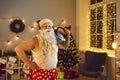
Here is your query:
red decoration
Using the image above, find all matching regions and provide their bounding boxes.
[65,25,71,31]
[63,70,79,79]
[68,58,71,62]
[0,63,4,76]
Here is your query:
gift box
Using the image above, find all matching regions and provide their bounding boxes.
[58,71,64,79]
[64,70,79,79]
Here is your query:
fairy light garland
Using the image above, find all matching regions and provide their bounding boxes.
[0,16,35,45]
[89,0,116,53]
[0,17,67,46]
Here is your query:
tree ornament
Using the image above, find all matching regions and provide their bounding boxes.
[64,25,71,31]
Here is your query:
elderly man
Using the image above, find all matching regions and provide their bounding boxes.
[15,18,70,80]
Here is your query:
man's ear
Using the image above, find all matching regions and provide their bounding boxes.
[52,26,57,30]
[37,20,41,30]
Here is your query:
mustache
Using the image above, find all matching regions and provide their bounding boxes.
[44,28,54,32]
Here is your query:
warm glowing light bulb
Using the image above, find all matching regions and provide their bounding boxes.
[62,20,66,24]
[16,36,19,39]
[7,40,11,45]
[31,27,34,30]
[10,18,13,21]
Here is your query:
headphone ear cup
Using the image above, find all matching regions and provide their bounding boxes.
[54,27,66,44]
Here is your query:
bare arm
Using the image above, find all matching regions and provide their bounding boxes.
[15,37,39,70]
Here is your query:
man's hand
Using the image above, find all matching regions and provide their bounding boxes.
[29,62,39,70]
[64,28,70,36]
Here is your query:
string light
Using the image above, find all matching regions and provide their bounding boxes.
[0,16,36,46]
[15,35,19,40]
[7,40,11,45]
[61,19,66,24]
[9,18,13,21]
[0,16,68,46]
[87,2,117,56]
[89,2,116,51]
[31,27,35,30]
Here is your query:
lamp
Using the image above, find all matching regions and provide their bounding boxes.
[112,42,117,49]
[112,42,120,80]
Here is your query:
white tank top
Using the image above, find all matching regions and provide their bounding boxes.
[32,36,58,70]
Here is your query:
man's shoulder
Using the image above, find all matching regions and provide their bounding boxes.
[32,36,38,41]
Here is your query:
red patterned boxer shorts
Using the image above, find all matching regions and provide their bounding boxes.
[28,68,58,80]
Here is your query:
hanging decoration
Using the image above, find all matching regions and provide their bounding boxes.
[90,6,103,48]
[9,19,25,33]
[64,25,71,31]
[106,3,116,49]
[6,57,17,74]
[22,63,29,74]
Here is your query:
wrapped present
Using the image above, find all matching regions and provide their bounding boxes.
[64,70,79,79]
[58,71,64,79]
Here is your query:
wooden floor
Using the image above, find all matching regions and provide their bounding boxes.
[58,75,107,80]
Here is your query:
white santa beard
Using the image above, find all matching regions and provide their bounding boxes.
[44,29,57,44]
[39,29,57,55]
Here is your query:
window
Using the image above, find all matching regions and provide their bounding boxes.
[106,3,116,49]
[90,0,103,5]
[90,6,103,48]
[89,1,116,50]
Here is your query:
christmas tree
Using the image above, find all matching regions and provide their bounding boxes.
[57,33,80,71]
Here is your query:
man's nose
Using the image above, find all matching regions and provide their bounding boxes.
[46,25,52,29]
